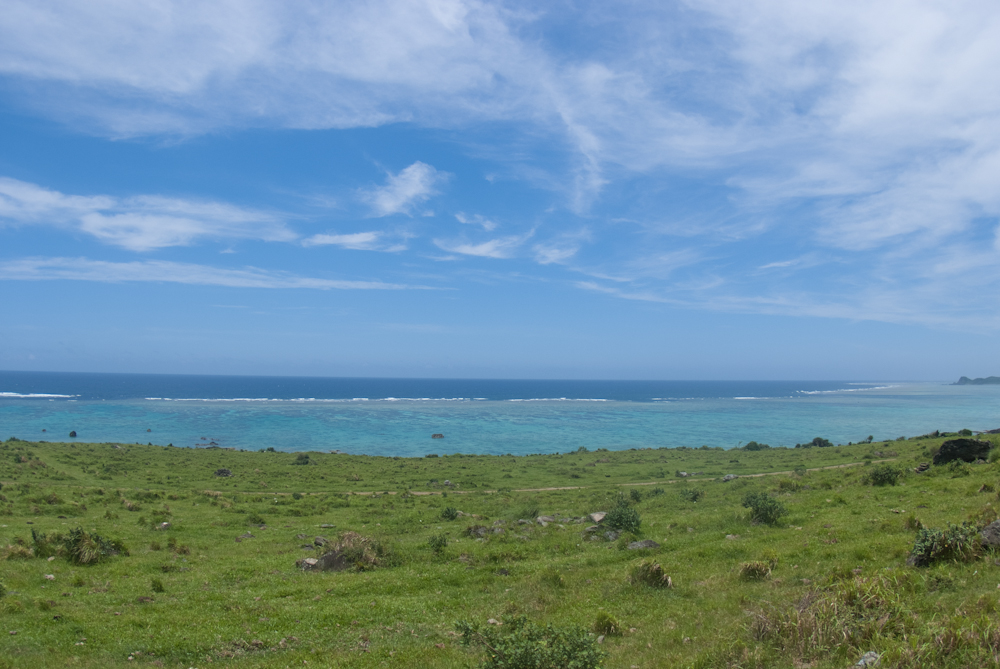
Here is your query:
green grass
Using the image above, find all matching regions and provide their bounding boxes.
[0,434,999,667]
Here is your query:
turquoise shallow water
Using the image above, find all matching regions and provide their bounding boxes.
[1,373,998,455]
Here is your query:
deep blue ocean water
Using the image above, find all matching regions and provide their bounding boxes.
[1,371,998,456]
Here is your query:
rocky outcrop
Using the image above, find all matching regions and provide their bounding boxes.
[933,439,991,465]
[981,520,1000,549]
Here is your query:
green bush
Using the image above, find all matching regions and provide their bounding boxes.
[441,506,459,521]
[246,511,265,525]
[743,441,770,451]
[862,464,902,486]
[151,578,165,593]
[741,491,787,526]
[457,616,604,669]
[678,488,705,503]
[604,502,642,534]
[428,533,448,554]
[908,523,981,567]
[629,488,643,503]
[64,528,128,565]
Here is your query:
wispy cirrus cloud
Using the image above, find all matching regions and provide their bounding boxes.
[0,177,294,251]
[301,230,408,252]
[0,256,423,290]
[360,162,448,217]
[433,232,531,259]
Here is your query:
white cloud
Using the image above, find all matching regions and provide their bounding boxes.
[455,212,497,231]
[0,177,294,251]
[361,162,447,217]
[0,257,421,290]
[302,231,385,250]
[433,233,529,259]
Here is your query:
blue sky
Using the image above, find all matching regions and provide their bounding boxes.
[1,0,999,380]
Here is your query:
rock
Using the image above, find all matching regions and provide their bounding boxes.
[443,480,453,487]
[320,524,335,528]
[537,516,555,524]
[725,534,740,540]
[627,540,660,550]
[44,574,55,580]
[296,534,307,539]
[604,530,621,541]
[855,651,880,667]
[495,568,509,576]
[157,522,170,531]
[517,519,531,525]
[589,512,607,523]
[431,433,444,439]
[537,521,548,528]
[722,474,738,482]
[584,525,600,533]
[239,532,255,539]
[314,536,328,546]
[68,431,77,438]
[214,468,232,477]
[982,520,1000,549]
[296,557,319,569]
[914,462,930,473]
[933,439,991,465]
[487,618,501,625]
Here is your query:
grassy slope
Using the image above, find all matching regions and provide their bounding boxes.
[1,435,999,668]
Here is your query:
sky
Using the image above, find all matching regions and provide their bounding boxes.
[1,0,999,380]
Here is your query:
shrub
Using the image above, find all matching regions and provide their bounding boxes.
[64,528,128,565]
[293,453,311,465]
[151,578,165,593]
[540,568,565,588]
[678,488,705,503]
[862,464,902,486]
[810,437,834,448]
[592,611,624,636]
[739,560,772,581]
[629,560,673,588]
[292,492,303,500]
[0,582,5,598]
[649,487,665,497]
[742,491,787,526]
[31,529,62,559]
[246,512,265,525]
[441,506,459,521]
[604,502,642,534]
[456,616,604,669]
[428,533,448,554]
[908,523,981,567]
[744,441,770,451]
[776,478,802,493]
[629,488,643,503]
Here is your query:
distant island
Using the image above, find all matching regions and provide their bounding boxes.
[955,376,1000,385]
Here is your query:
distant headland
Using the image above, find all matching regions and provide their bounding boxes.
[955,376,1000,385]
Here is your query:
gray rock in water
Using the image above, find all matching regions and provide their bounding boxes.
[855,651,880,666]
[933,438,991,465]
[722,474,738,482]
[627,540,660,550]
[982,520,1000,548]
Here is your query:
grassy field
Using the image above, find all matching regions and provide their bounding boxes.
[2,433,1000,668]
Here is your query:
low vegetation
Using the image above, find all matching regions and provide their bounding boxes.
[0,433,999,667]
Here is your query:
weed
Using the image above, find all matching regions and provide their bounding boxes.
[456,615,604,669]
[604,501,642,534]
[428,533,448,555]
[151,578,165,593]
[741,491,787,526]
[862,464,903,486]
[629,488,643,503]
[246,511,265,525]
[739,560,772,581]
[908,523,981,567]
[441,506,459,521]
[540,567,565,588]
[149,541,161,551]
[628,560,673,588]
[678,488,705,503]
[592,611,624,636]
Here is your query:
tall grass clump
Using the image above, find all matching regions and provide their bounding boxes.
[457,616,604,669]
[628,560,673,588]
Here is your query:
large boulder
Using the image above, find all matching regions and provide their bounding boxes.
[933,439,991,465]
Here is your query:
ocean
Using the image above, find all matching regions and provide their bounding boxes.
[1,371,998,456]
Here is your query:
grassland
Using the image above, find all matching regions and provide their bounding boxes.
[2,433,1000,668]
